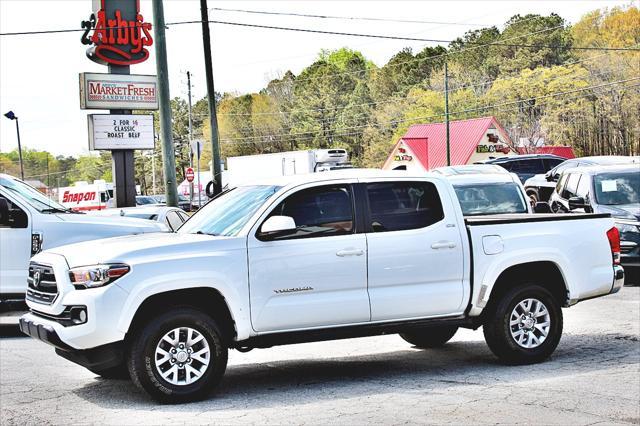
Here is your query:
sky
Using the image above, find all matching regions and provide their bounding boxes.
[0,0,635,157]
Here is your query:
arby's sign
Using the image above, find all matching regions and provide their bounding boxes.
[81,0,153,66]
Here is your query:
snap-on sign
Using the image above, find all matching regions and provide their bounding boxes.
[62,191,97,204]
[81,0,153,66]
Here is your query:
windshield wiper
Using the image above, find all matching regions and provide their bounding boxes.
[195,231,221,236]
[41,207,83,214]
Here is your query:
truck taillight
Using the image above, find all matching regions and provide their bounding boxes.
[606,227,621,265]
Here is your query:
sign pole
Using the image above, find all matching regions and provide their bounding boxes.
[152,0,178,207]
[108,64,137,207]
[187,71,194,209]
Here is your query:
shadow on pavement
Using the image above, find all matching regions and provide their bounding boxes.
[72,331,640,410]
[0,324,26,338]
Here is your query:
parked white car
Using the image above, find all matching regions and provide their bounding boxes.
[89,206,189,232]
[0,174,165,310]
[20,169,624,403]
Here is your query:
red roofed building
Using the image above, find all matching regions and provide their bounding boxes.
[517,145,575,159]
[383,116,515,171]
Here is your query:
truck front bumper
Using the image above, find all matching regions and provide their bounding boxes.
[19,315,124,372]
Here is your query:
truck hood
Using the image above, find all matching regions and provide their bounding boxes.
[47,232,243,268]
[54,212,166,231]
[596,204,640,222]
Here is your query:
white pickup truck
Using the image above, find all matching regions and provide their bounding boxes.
[0,174,165,310]
[20,170,624,403]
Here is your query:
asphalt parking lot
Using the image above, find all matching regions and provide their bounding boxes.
[1,287,639,425]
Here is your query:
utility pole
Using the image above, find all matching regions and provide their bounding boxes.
[444,60,451,166]
[186,71,194,208]
[152,0,178,207]
[200,0,222,196]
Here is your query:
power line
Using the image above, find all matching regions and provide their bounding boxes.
[221,82,640,146]
[2,18,636,54]
[210,7,490,27]
[217,77,640,142]
[165,19,639,52]
[199,48,634,119]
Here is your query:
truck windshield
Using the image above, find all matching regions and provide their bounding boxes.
[0,175,70,213]
[454,183,528,216]
[594,172,639,206]
[178,185,281,237]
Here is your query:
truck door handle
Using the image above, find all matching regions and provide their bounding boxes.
[336,248,364,257]
[431,241,456,250]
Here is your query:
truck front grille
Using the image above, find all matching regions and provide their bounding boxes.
[26,263,58,305]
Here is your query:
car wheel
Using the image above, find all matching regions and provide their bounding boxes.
[400,326,458,348]
[483,284,562,365]
[127,307,228,403]
[527,190,539,206]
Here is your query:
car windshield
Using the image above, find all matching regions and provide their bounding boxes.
[0,175,70,213]
[454,183,528,216]
[178,185,280,237]
[137,196,156,205]
[594,172,640,206]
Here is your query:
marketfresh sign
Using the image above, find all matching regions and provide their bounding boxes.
[79,73,158,110]
[88,114,155,150]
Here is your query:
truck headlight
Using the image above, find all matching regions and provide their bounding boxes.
[69,264,130,289]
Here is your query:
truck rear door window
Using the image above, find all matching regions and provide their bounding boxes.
[366,182,444,232]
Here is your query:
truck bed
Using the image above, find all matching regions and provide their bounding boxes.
[465,213,610,226]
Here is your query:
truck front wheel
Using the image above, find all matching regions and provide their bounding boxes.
[400,326,458,348]
[483,284,563,365]
[127,307,228,403]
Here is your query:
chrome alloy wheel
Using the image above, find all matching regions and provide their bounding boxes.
[154,327,210,386]
[509,298,551,349]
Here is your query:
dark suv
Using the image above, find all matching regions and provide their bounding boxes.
[549,164,640,285]
[475,154,566,184]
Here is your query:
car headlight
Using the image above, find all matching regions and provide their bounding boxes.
[69,264,130,289]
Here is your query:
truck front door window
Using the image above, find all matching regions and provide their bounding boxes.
[264,185,354,240]
[366,182,444,232]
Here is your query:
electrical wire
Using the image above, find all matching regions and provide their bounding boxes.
[210,7,490,26]
[221,82,640,145]
[217,77,640,143]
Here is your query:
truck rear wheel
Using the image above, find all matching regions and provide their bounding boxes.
[400,326,458,348]
[483,284,562,365]
[127,307,228,403]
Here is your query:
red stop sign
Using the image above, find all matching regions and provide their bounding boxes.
[185,167,195,183]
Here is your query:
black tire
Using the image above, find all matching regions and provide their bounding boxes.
[90,363,130,380]
[527,190,539,206]
[400,326,458,348]
[127,307,228,403]
[483,284,563,365]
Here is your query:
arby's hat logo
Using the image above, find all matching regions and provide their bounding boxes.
[81,0,153,66]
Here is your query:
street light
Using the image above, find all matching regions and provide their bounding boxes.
[4,110,24,180]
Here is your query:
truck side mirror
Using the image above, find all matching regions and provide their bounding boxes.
[0,198,9,226]
[568,196,588,210]
[545,172,557,182]
[533,202,552,214]
[258,216,297,240]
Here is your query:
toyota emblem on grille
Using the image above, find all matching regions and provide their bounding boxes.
[32,270,41,288]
